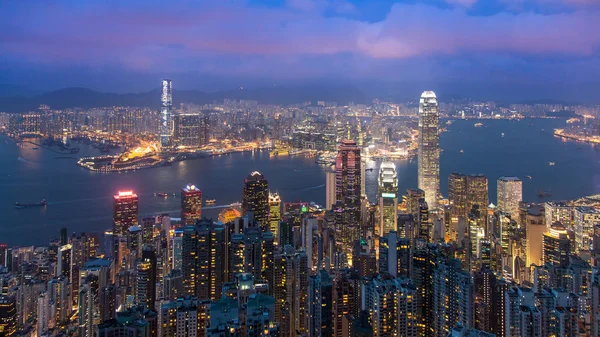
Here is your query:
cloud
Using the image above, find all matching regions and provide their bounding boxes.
[444,0,479,7]
[0,0,599,77]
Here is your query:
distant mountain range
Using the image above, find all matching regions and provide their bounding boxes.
[0,84,369,112]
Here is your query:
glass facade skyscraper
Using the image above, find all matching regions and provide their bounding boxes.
[160,79,173,148]
[418,91,440,209]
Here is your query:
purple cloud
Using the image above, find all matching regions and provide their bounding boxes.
[0,0,599,74]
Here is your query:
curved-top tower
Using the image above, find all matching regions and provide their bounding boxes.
[418,91,440,209]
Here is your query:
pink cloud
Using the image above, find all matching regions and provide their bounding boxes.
[1,1,599,72]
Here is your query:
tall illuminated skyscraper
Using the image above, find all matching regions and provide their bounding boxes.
[160,79,173,148]
[269,192,281,240]
[242,171,270,230]
[378,161,398,236]
[497,177,522,220]
[418,91,440,209]
[335,140,362,250]
[448,173,488,224]
[325,170,336,210]
[181,184,202,226]
[113,191,139,237]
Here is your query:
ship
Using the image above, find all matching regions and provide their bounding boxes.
[501,133,505,137]
[460,149,464,154]
[537,189,552,198]
[205,199,216,205]
[474,123,483,127]
[230,202,242,208]
[156,192,169,198]
[549,162,555,166]
[15,199,47,208]
[524,175,532,179]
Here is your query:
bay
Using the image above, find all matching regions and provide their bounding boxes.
[1,118,599,246]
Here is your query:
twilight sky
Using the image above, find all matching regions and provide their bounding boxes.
[1,0,600,101]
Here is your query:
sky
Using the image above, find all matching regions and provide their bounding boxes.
[1,0,600,101]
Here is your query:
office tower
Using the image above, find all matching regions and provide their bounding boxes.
[406,188,425,221]
[378,161,398,236]
[141,217,155,246]
[466,175,488,224]
[127,226,143,258]
[173,113,202,147]
[242,171,270,230]
[273,248,309,336]
[524,204,545,267]
[57,243,72,280]
[352,241,376,278]
[418,91,440,209]
[468,205,486,272]
[432,259,473,337]
[160,79,173,148]
[448,173,488,224]
[326,170,336,210]
[136,249,156,310]
[333,273,358,337]
[113,191,139,238]
[0,296,16,336]
[60,227,68,245]
[269,192,281,240]
[574,206,600,253]
[335,140,362,250]
[181,220,226,301]
[448,172,468,220]
[378,231,410,278]
[543,223,571,267]
[171,228,183,271]
[497,177,522,220]
[397,214,415,240]
[417,198,432,242]
[308,269,333,337]
[544,201,572,229]
[162,270,183,301]
[157,297,210,337]
[363,277,418,337]
[181,184,202,226]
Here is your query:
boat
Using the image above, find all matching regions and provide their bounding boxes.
[474,123,483,128]
[537,189,552,198]
[524,175,532,179]
[446,120,453,125]
[156,192,169,198]
[230,202,242,208]
[206,199,216,205]
[501,133,505,137]
[15,199,47,208]
[460,149,464,154]
[549,162,555,166]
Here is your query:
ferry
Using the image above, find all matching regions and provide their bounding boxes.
[524,175,532,179]
[206,199,216,205]
[156,192,169,198]
[501,133,505,137]
[474,123,483,128]
[15,199,47,208]
[460,149,464,154]
[549,162,555,166]
[230,202,242,208]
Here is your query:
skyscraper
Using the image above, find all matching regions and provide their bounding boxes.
[269,192,282,240]
[378,161,398,236]
[0,296,16,336]
[335,140,362,251]
[326,170,336,210]
[173,113,202,148]
[448,173,488,224]
[418,91,440,209]
[181,184,202,226]
[543,223,571,267]
[160,79,173,148]
[242,171,270,231]
[136,248,157,310]
[113,191,139,237]
[497,177,522,220]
